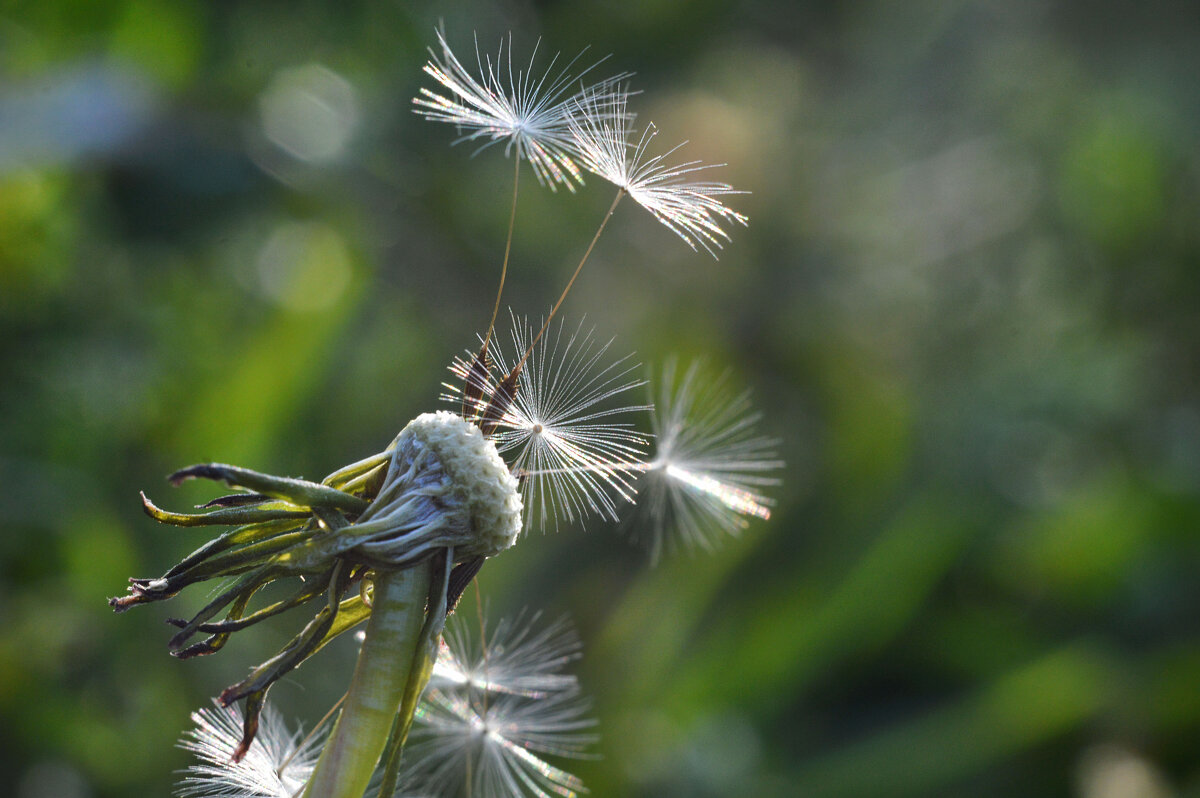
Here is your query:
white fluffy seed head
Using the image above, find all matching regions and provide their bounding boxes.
[397,411,523,558]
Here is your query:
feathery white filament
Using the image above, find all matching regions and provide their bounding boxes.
[568,89,748,256]
[661,463,773,520]
[630,359,782,561]
[444,314,649,531]
[414,30,630,192]
[177,704,319,798]
[432,610,582,698]
[407,689,597,798]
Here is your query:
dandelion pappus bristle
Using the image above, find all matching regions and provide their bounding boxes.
[462,341,494,421]
[432,609,582,699]
[177,703,320,798]
[406,688,596,798]
[567,89,749,256]
[480,366,521,437]
[389,608,597,798]
[414,29,631,192]
[445,313,649,532]
[661,462,774,520]
[627,358,782,561]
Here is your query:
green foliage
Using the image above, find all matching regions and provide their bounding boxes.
[2,1,1199,796]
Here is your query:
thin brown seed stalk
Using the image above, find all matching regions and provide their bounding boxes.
[517,187,625,372]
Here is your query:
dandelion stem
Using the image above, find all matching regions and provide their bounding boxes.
[377,549,453,797]
[300,565,432,798]
[485,155,521,349]
[517,187,625,372]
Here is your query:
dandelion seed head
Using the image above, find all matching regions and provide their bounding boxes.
[628,359,782,561]
[177,703,319,798]
[568,89,749,256]
[414,29,630,192]
[444,313,649,532]
[346,411,523,569]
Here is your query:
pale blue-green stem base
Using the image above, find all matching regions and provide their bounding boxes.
[301,564,432,798]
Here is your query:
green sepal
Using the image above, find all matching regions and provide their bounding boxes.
[170,463,370,515]
[322,449,392,498]
[218,560,354,707]
[163,517,311,580]
[167,564,281,654]
[169,572,264,658]
[172,568,337,637]
[232,690,268,763]
[141,491,309,528]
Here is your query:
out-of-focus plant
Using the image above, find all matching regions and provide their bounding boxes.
[109,29,777,798]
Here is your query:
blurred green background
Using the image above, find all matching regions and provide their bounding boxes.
[3,1,1199,796]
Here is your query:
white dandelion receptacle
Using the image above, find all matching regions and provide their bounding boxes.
[350,411,523,566]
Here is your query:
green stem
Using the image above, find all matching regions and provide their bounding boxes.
[301,565,432,798]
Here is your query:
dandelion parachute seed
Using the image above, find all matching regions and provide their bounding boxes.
[568,89,749,256]
[414,29,631,192]
[432,609,582,699]
[445,314,649,531]
[414,29,634,427]
[406,687,597,798]
[629,359,782,560]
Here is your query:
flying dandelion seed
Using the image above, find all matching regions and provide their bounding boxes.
[432,609,582,699]
[406,688,597,798]
[628,359,782,561]
[567,89,748,256]
[178,703,321,798]
[414,29,631,192]
[444,313,649,531]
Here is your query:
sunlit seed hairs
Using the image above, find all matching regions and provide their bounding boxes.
[406,688,597,798]
[178,703,320,798]
[628,359,782,561]
[567,88,749,256]
[444,313,649,532]
[414,29,631,192]
[432,609,582,699]
[403,610,597,797]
